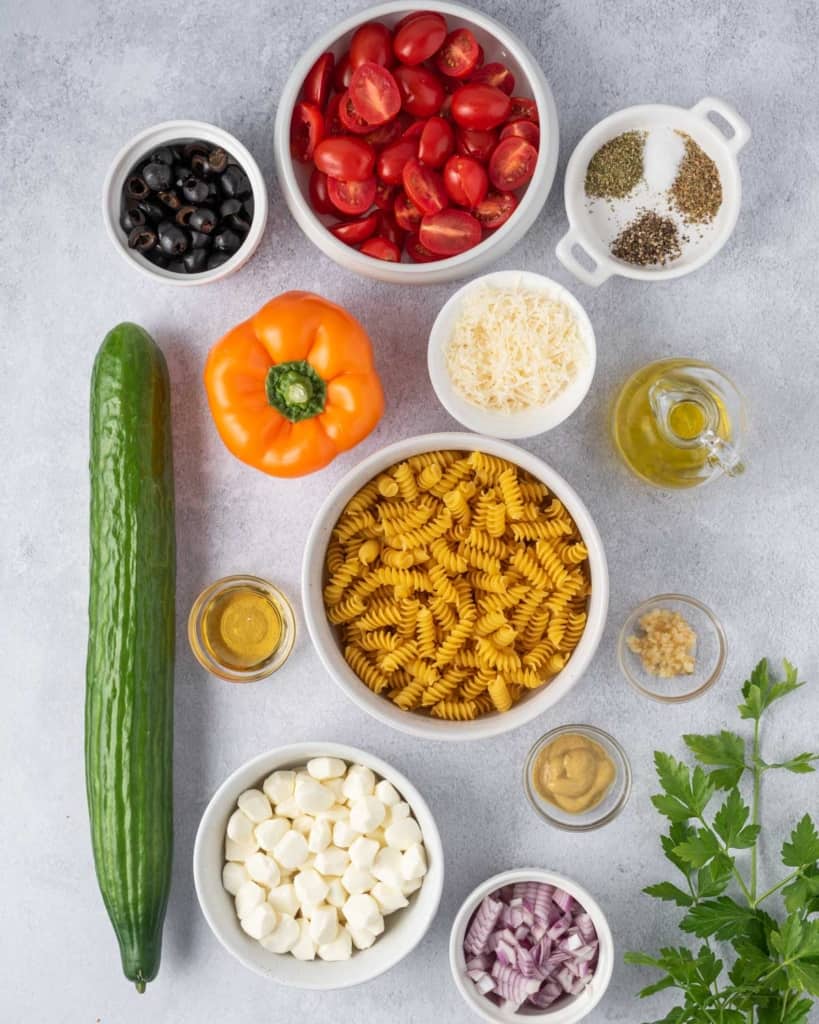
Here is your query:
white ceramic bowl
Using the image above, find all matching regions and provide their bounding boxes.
[102,119,268,285]
[449,869,614,1023]
[301,432,608,741]
[427,271,596,438]
[273,0,559,284]
[193,742,444,989]
[556,97,750,286]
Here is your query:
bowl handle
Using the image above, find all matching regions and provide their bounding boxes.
[555,229,611,287]
[690,97,751,156]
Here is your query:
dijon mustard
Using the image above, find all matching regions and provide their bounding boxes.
[532,732,616,814]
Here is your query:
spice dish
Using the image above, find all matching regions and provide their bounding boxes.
[556,97,749,286]
[618,593,726,702]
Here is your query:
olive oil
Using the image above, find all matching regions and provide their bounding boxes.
[612,358,745,488]
[201,585,283,671]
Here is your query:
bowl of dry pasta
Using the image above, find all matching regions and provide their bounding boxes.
[302,433,608,741]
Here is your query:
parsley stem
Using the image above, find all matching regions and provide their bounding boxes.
[752,868,800,907]
[750,716,761,902]
[695,813,753,903]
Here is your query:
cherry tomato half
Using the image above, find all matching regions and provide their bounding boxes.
[308,169,335,214]
[324,94,345,136]
[405,232,438,262]
[455,127,498,161]
[443,154,488,208]
[330,211,379,244]
[419,208,482,256]
[374,209,405,247]
[392,11,447,66]
[418,116,454,168]
[313,136,375,180]
[374,181,397,210]
[508,96,539,124]
[303,52,335,109]
[435,27,480,78]
[501,119,540,147]
[363,114,408,148]
[394,190,423,231]
[361,236,401,261]
[376,137,418,185]
[402,157,448,215]
[470,61,515,95]
[339,90,373,134]
[327,175,377,215]
[350,21,394,68]
[393,65,445,118]
[290,101,324,162]
[349,62,402,126]
[451,83,512,130]
[473,190,518,229]
[488,137,538,191]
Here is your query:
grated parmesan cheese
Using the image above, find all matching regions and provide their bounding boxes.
[444,284,588,413]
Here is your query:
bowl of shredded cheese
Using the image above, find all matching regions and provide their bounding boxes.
[427,271,596,439]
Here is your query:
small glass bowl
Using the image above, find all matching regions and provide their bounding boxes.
[524,724,632,831]
[188,574,296,683]
[618,593,726,702]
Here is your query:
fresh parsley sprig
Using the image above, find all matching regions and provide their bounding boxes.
[625,660,819,1024]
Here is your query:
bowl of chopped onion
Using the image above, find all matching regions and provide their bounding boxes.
[449,868,614,1022]
[427,271,596,439]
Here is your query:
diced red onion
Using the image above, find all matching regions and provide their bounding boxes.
[464,895,504,955]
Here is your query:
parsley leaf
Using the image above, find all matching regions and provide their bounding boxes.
[781,814,819,868]
[673,827,721,868]
[783,868,819,915]
[776,751,819,774]
[679,896,753,940]
[712,788,761,849]
[697,854,734,898]
[643,882,693,907]
[683,730,746,789]
[740,659,803,720]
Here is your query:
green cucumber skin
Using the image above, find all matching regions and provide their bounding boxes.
[86,323,175,991]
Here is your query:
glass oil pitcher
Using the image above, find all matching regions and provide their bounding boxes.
[612,359,746,489]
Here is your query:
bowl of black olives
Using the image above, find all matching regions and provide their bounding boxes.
[103,119,268,284]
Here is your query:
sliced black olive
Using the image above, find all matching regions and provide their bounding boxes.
[128,226,157,251]
[148,146,175,165]
[175,205,197,226]
[206,180,220,202]
[182,177,210,204]
[191,153,211,177]
[167,259,187,273]
[142,161,174,190]
[189,230,212,249]
[243,197,254,220]
[207,251,232,270]
[183,141,209,160]
[173,163,192,186]
[138,199,166,224]
[183,248,209,273]
[121,206,147,232]
[126,175,150,199]
[208,147,228,173]
[189,207,218,233]
[158,189,181,210]
[212,228,242,253]
[146,251,170,268]
[219,198,242,217]
[220,164,251,198]
[226,213,251,233]
[157,220,189,256]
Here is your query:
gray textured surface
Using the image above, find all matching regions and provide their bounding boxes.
[2,0,818,1021]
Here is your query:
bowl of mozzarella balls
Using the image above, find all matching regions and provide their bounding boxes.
[193,742,443,988]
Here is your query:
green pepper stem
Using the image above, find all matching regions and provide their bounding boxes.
[265,360,327,423]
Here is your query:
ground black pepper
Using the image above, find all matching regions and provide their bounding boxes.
[610,210,682,265]
[585,131,646,200]
[669,133,722,223]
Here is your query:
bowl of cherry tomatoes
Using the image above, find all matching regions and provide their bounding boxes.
[274,1,559,283]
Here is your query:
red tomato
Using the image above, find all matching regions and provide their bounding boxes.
[474,43,485,68]
[488,137,538,191]
[501,119,540,147]
[333,52,353,92]
[324,94,345,136]
[392,10,426,33]
[435,27,480,78]
[361,236,401,261]
[308,169,335,214]
[349,62,401,125]
[290,101,324,162]
[402,119,425,139]
[327,175,377,215]
[374,209,405,246]
[339,90,373,133]
[313,137,376,180]
[419,209,482,256]
[508,96,539,124]
[455,126,498,161]
[376,138,418,185]
[363,115,408,148]
[392,11,447,65]
[303,52,335,109]
[405,232,438,262]
[418,116,454,168]
[374,181,397,210]
[473,190,518,229]
[394,190,423,231]
[402,157,448,215]
[349,22,394,68]
[470,62,515,95]
[329,211,379,244]
[393,65,445,117]
[442,154,488,208]
[451,83,512,130]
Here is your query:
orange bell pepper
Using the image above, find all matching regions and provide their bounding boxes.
[204,291,385,478]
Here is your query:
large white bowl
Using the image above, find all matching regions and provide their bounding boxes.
[449,869,614,1023]
[302,433,609,741]
[427,271,596,438]
[273,0,559,284]
[193,742,444,989]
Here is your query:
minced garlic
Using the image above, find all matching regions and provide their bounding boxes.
[627,608,696,677]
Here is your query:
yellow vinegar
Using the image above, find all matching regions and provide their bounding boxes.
[612,359,737,489]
